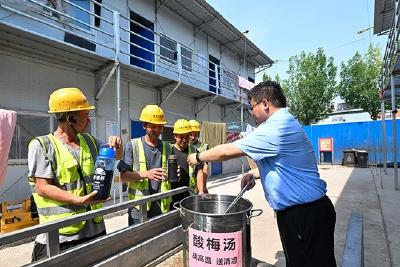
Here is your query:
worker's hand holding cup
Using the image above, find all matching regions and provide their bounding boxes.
[240,172,256,191]
[187,153,198,167]
[147,168,166,181]
[107,135,123,160]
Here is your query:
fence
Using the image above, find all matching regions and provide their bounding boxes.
[304,120,400,165]
[0,0,246,102]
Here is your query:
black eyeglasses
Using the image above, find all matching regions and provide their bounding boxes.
[248,101,262,113]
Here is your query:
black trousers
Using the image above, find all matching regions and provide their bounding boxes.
[31,230,106,262]
[276,196,336,267]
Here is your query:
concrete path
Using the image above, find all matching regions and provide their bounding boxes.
[1,165,399,267]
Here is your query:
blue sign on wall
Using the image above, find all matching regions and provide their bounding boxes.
[131,120,146,138]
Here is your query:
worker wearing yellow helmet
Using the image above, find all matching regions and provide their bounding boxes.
[188,119,209,193]
[170,119,206,204]
[118,105,174,225]
[28,88,122,261]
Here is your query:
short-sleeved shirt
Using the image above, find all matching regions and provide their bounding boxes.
[234,108,327,211]
[117,136,165,194]
[117,137,169,218]
[28,135,106,244]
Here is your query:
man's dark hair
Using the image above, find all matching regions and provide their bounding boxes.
[247,80,287,108]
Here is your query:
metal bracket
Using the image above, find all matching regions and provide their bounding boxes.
[194,18,215,36]
[139,203,148,223]
[195,95,218,116]
[221,37,242,51]
[95,61,119,100]
[46,229,60,257]
[159,81,181,107]
[156,0,170,11]
[223,103,242,118]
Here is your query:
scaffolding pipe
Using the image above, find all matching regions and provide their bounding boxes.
[381,100,388,174]
[113,11,123,202]
[391,75,398,190]
[241,90,244,175]
[160,43,182,107]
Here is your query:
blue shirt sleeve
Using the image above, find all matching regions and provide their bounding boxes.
[233,123,279,161]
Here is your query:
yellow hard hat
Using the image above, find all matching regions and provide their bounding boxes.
[173,119,192,134]
[48,87,95,113]
[140,105,167,125]
[189,120,200,132]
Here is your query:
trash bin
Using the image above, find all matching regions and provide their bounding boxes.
[343,150,356,166]
[355,150,368,168]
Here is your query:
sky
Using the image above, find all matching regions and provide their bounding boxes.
[206,0,387,83]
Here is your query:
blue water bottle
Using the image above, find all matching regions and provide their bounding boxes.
[91,146,115,200]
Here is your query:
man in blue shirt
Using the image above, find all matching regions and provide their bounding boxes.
[187,81,336,267]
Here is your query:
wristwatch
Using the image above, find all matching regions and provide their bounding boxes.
[196,152,202,163]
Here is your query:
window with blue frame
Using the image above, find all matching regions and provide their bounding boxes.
[160,35,177,64]
[69,0,91,31]
[181,46,192,72]
[130,11,155,71]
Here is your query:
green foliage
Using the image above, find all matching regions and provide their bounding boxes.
[283,48,337,125]
[262,73,272,82]
[262,73,281,84]
[338,44,382,120]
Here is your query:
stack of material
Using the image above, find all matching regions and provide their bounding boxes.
[1,198,39,233]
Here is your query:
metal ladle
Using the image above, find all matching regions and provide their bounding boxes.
[224,175,256,214]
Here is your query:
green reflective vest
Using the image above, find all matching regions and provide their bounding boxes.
[127,138,172,213]
[29,133,103,236]
[187,144,198,194]
[198,142,209,152]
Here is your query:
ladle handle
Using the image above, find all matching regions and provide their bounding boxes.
[224,175,256,214]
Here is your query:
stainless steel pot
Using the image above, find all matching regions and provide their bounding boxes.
[174,194,263,267]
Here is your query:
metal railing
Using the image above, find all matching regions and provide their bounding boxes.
[0,0,247,102]
[0,187,191,258]
[380,0,400,93]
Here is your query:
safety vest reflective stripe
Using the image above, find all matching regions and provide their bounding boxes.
[127,187,149,196]
[188,145,198,193]
[30,133,103,236]
[199,143,209,152]
[37,204,87,216]
[127,138,171,213]
[57,177,86,191]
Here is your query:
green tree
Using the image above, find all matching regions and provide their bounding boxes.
[262,73,272,81]
[262,73,282,84]
[338,44,382,120]
[283,48,337,125]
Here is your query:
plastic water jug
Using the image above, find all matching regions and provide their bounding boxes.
[91,146,115,200]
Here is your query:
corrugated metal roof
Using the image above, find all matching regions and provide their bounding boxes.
[374,0,394,35]
[161,0,274,68]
